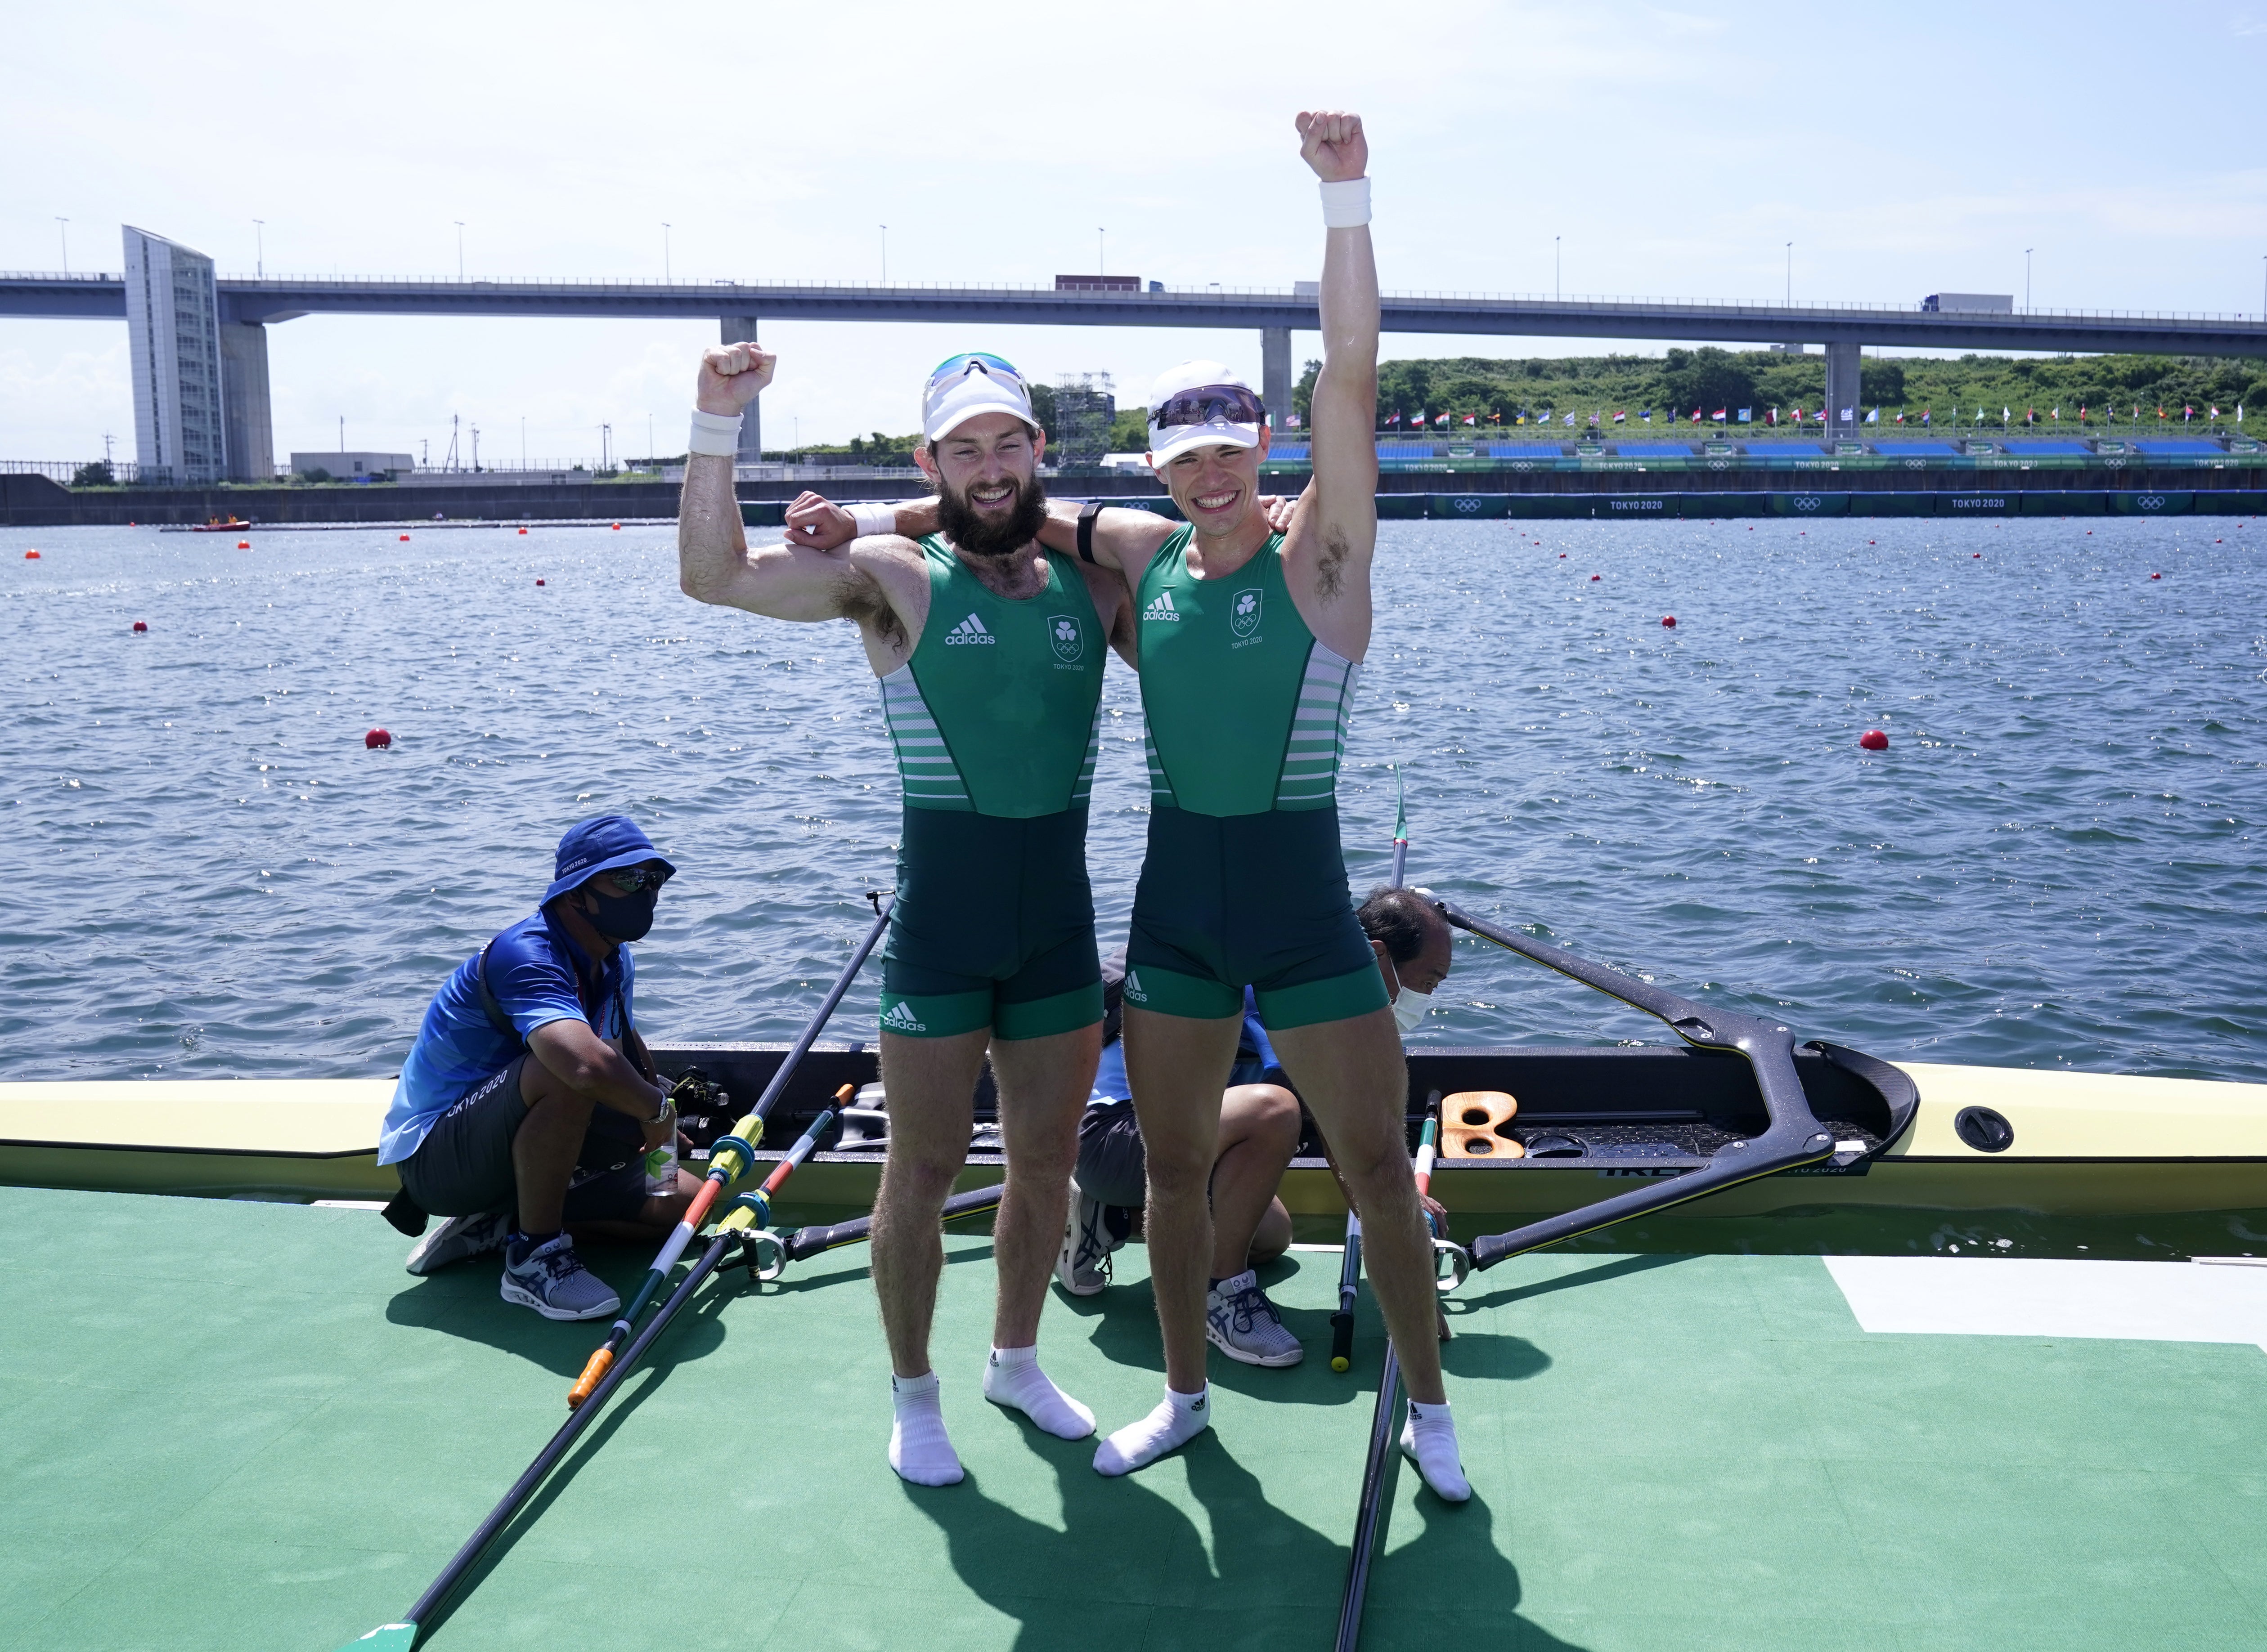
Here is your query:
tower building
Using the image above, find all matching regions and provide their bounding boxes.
[123,226,227,482]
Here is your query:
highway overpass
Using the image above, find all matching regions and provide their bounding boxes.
[8,264,2264,476]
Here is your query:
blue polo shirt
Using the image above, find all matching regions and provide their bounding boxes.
[378,910,636,1165]
[1090,987,1277,1104]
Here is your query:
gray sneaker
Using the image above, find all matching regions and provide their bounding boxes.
[404,1209,512,1276]
[1206,1269,1304,1367]
[499,1234,621,1321]
[1055,1185,1117,1297]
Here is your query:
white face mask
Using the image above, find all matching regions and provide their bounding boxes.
[1390,985,1433,1034]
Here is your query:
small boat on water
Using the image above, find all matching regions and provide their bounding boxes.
[7,1042,2262,1222]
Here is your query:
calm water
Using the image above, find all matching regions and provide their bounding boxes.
[2,514,2261,1084]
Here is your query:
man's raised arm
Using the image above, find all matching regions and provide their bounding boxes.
[1293,109,1380,580]
[677,345,873,621]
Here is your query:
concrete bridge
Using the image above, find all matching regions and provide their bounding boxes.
[8,267,2263,476]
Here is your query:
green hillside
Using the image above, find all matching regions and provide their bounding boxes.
[1293,349,2265,437]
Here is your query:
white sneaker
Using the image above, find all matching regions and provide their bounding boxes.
[404,1209,512,1276]
[1205,1269,1304,1367]
[499,1233,620,1321]
[1055,1186,1117,1297]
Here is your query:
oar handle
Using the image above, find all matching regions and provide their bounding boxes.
[566,1347,615,1410]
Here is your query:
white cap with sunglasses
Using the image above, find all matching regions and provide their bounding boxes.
[1145,361,1268,466]
[922,352,1040,445]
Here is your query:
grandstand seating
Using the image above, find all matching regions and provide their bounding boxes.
[1872,442,1959,456]
[1267,444,1311,461]
[2001,441,2091,456]
[1613,443,1697,457]
[2136,441,2227,456]
[1486,443,1560,458]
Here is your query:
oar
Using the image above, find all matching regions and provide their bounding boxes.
[1389,762,1408,889]
[1328,1213,1365,1372]
[567,1081,854,1407]
[338,899,892,1652]
[768,1181,1005,1270]
[1334,1090,1443,1652]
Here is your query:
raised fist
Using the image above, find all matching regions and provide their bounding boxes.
[696,342,775,415]
[1295,110,1367,183]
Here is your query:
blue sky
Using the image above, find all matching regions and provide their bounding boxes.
[4,2,2263,464]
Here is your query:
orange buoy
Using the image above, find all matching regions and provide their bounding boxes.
[1661,616,1676,627]
[132,620,148,633]
[1859,729,1889,752]
[364,728,392,749]
[23,550,38,560]
[237,539,250,549]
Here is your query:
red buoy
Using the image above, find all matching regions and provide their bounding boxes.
[399,533,410,542]
[237,539,250,548]
[1858,729,1889,752]
[1661,616,1677,627]
[611,523,621,531]
[1590,573,1601,581]
[518,527,528,535]
[2150,572,2161,580]
[535,578,546,586]
[1558,553,1567,558]
[22,550,38,560]
[364,728,392,749]
[131,620,148,633]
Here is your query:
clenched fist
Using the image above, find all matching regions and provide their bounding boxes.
[1295,109,1366,183]
[696,342,775,416]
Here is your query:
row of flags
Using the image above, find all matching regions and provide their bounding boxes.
[1367,403,2247,430]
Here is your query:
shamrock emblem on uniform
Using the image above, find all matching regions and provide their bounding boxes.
[1049,613,1085,663]
[1230,587,1264,640]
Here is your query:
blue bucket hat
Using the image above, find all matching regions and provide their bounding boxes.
[543,815,676,904]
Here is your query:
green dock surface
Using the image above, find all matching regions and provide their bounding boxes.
[9,1184,2267,1651]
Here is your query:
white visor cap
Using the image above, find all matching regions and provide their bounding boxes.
[1146,358,1265,466]
[923,363,1039,446]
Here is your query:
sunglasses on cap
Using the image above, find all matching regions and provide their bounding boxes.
[1149,384,1266,430]
[599,864,672,894]
[926,352,1028,391]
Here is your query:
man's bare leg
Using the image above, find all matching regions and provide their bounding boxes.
[979,1021,1102,1438]
[871,1026,989,1486]
[1271,1006,1470,1500]
[1093,1006,1243,1476]
[1209,1083,1302,1277]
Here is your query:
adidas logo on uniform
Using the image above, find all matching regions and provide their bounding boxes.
[880,1001,929,1031]
[1143,591,1180,622]
[1123,970,1149,1003]
[943,613,996,645]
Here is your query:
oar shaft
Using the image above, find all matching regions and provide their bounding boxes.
[1334,1343,1402,1652]
[783,1182,1004,1262]
[1329,1214,1363,1373]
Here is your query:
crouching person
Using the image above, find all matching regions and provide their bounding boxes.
[378,815,700,1320]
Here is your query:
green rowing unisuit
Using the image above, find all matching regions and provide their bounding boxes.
[1125,526,1387,1029]
[881,535,1104,815]
[875,537,1106,1042]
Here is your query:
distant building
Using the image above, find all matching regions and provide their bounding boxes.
[1049,373,1116,467]
[1768,342,1809,354]
[290,452,413,480]
[124,226,227,483]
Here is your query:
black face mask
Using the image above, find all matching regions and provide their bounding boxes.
[585,884,658,943]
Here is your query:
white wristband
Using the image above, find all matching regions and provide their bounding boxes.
[688,407,743,457]
[1319,177,1371,228]
[848,502,897,538]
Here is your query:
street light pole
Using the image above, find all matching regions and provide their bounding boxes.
[879,225,888,285]
[2025,248,2034,310]
[1554,235,1560,300]
[454,222,465,282]
[1785,242,1792,304]
[55,217,68,275]
[253,219,265,278]
[1098,227,1106,276]
[662,223,671,281]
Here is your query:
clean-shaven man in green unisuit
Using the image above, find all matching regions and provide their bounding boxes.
[813,110,1471,1502]
[677,345,1132,1487]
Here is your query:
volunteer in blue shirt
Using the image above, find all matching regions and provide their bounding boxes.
[377,815,699,1321]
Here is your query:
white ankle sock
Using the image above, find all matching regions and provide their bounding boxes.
[1093,1384,1210,1476]
[983,1345,1095,1439]
[1400,1397,1471,1502]
[889,1371,964,1487]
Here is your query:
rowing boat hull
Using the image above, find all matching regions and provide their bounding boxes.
[4,1049,2263,1220]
